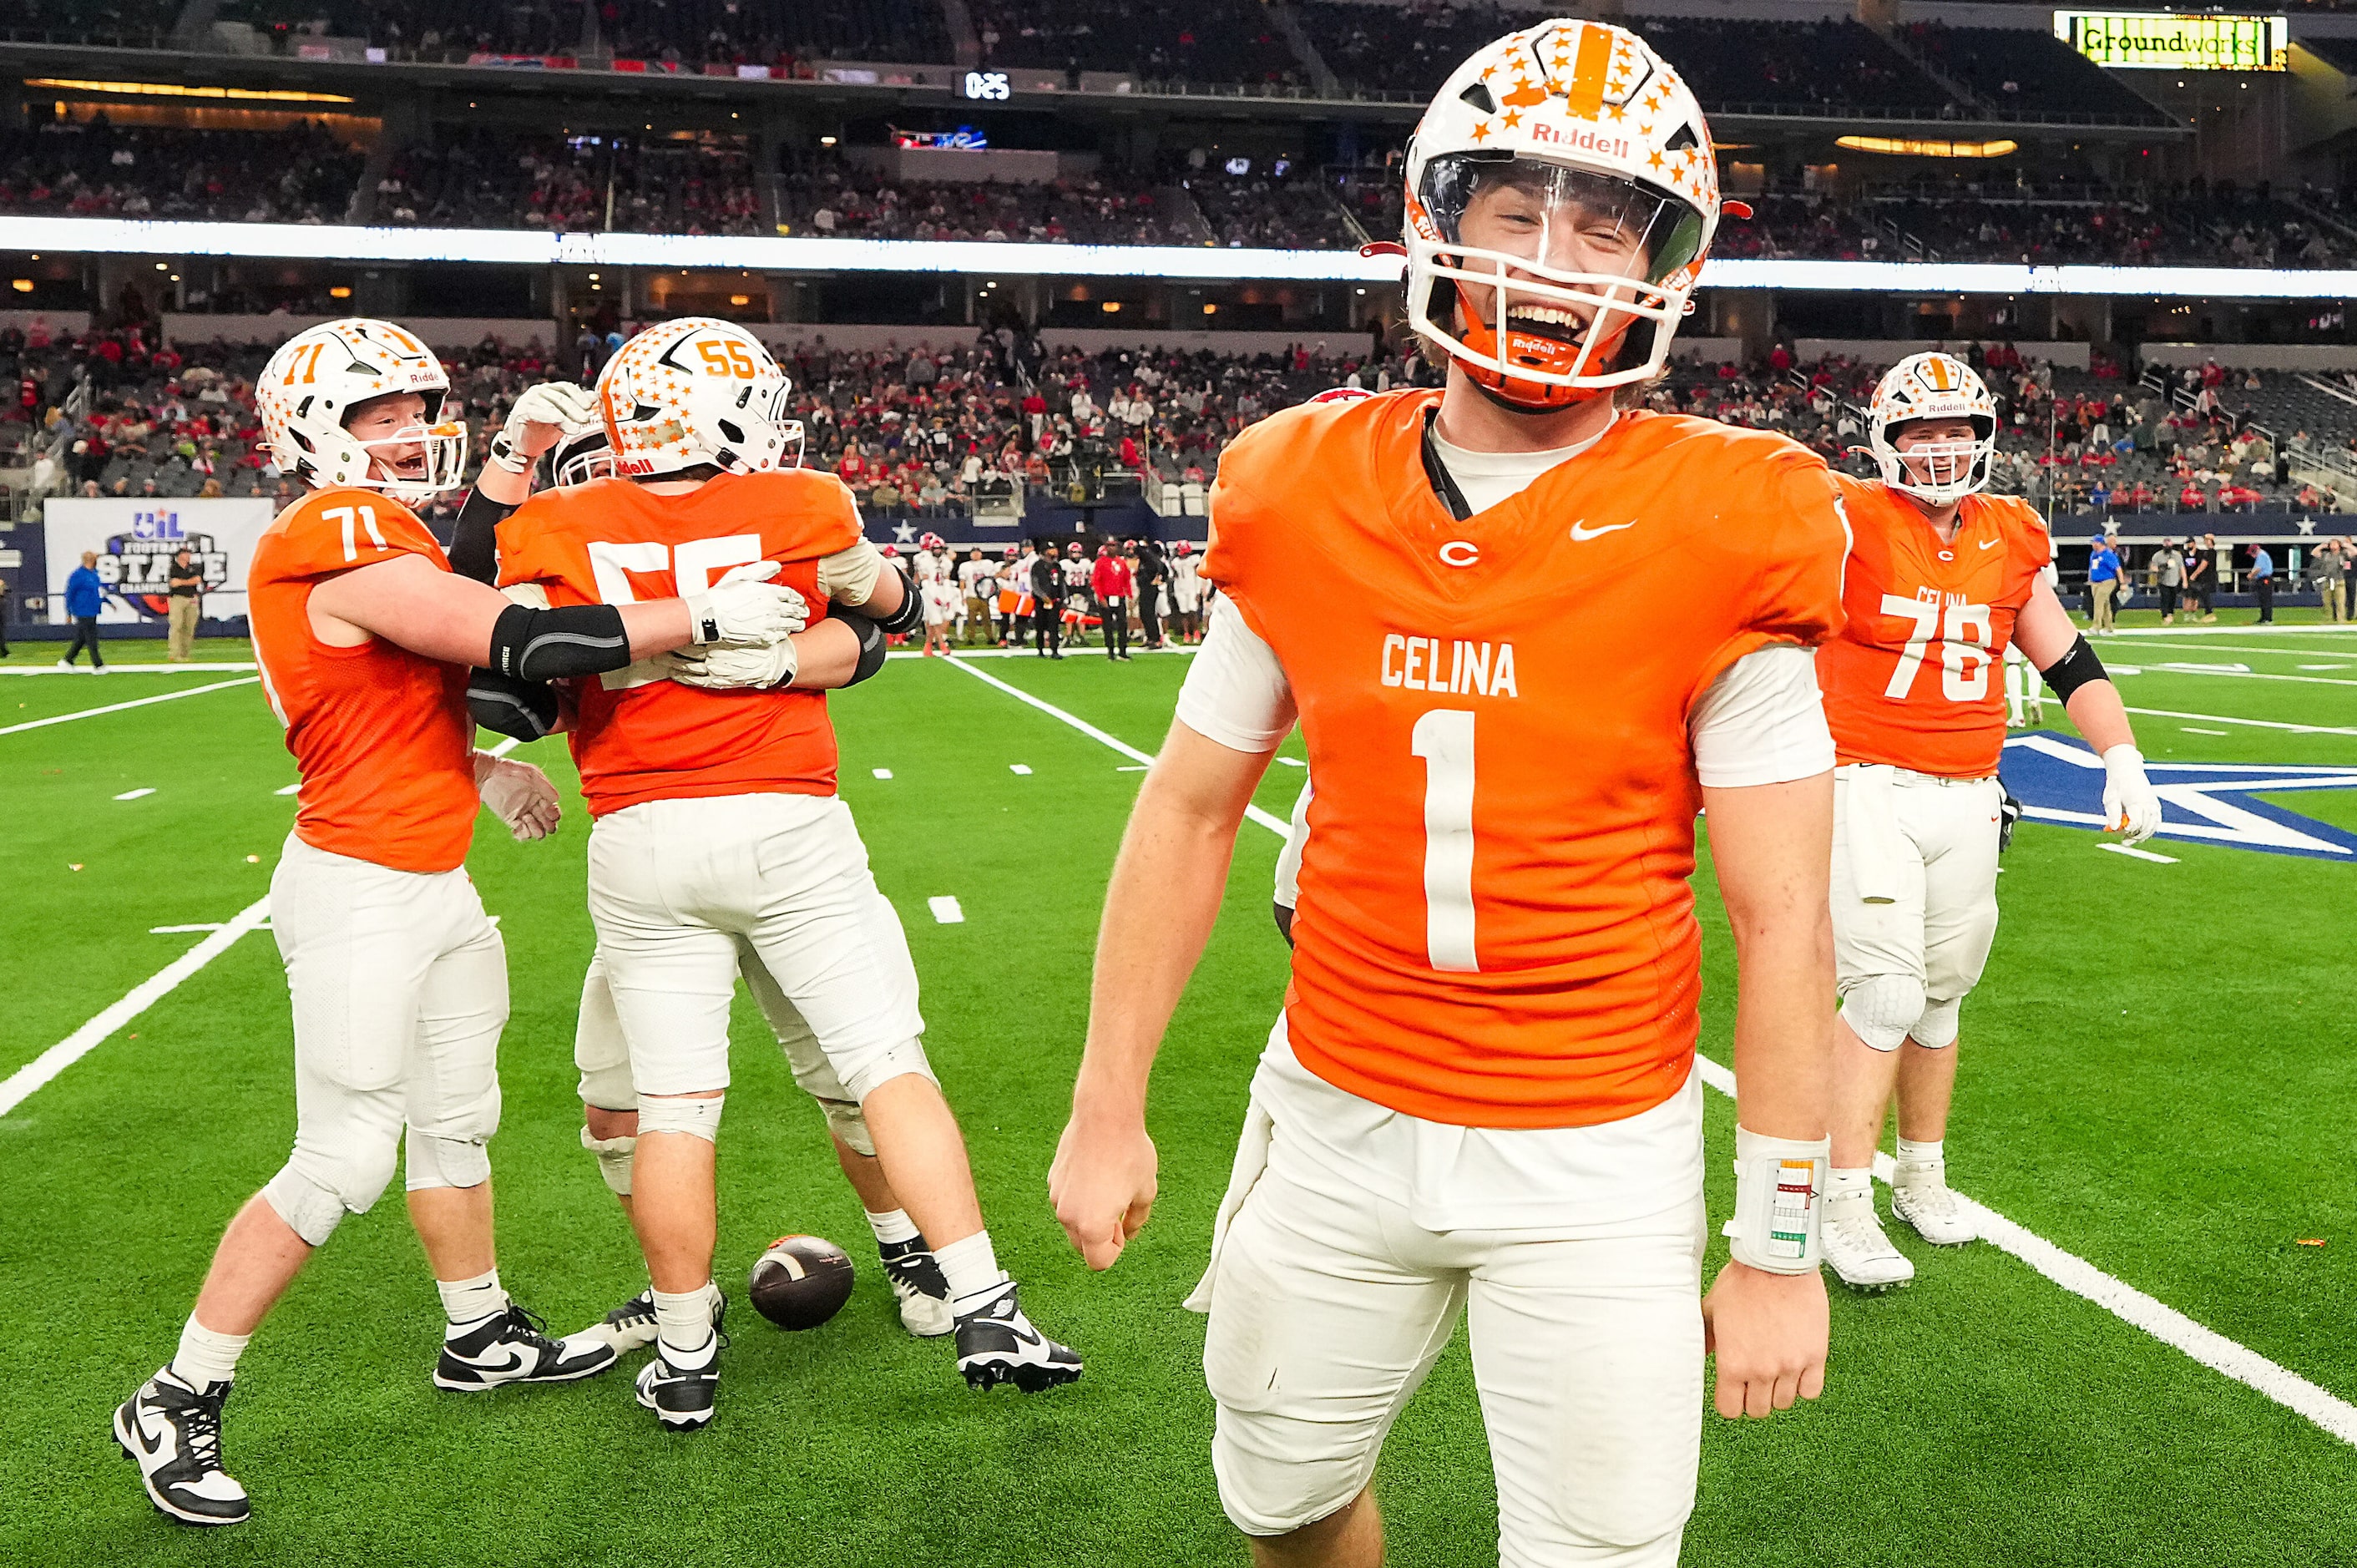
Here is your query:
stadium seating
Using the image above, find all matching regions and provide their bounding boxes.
[1898,23,2174,125]
[0,118,366,224]
[1295,0,1525,98]
[777,155,1173,243]
[972,0,1307,86]
[1179,159,1359,249]
[375,131,764,233]
[1624,18,1953,117]
[1,0,180,48]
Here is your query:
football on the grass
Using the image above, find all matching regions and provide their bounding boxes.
[748,1235,855,1330]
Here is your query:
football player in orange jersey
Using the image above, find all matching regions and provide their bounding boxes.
[491,318,1078,1432]
[1050,23,1848,1567]
[1815,353,2161,1292]
[456,421,956,1347]
[111,319,808,1528]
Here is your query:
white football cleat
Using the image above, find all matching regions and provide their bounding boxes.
[1822,1199,1915,1292]
[1891,1165,1978,1247]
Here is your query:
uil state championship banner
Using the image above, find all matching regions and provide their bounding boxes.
[43,497,275,625]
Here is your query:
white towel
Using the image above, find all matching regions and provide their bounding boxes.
[1842,765,1908,906]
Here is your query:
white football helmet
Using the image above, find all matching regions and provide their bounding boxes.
[255,318,467,498]
[596,317,803,479]
[1868,352,1998,504]
[550,422,615,489]
[1404,20,1722,409]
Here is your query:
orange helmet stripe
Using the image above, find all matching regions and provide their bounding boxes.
[1924,357,1956,392]
[1565,23,1615,119]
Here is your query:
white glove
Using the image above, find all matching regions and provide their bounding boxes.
[665,639,798,691]
[681,560,809,645]
[2100,744,2162,846]
[493,382,601,470]
[475,754,562,842]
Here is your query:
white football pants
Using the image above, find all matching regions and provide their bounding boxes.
[1829,764,2005,1048]
[585,792,930,1103]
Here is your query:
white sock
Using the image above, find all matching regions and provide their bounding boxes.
[1895,1137,1945,1171]
[652,1282,721,1367]
[170,1316,250,1389]
[1825,1166,1875,1214]
[936,1230,1008,1307]
[865,1207,922,1248]
[436,1268,508,1332]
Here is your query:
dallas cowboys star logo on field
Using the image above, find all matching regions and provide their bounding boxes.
[2001,732,2357,861]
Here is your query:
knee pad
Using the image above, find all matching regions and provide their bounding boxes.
[581,1125,638,1196]
[841,1040,939,1105]
[1911,996,1963,1050]
[1840,974,1927,1053]
[404,1130,491,1193]
[817,1096,875,1157]
[638,1092,725,1142]
[263,1136,402,1247]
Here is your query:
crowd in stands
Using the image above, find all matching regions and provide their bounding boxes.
[231,0,953,68]
[1626,18,1950,116]
[7,313,2354,535]
[1295,0,1524,97]
[777,155,1171,244]
[373,131,763,234]
[3,0,179,46]
[1179,157,1360,249]
[973,0,1306,86]
[0,118,364,224]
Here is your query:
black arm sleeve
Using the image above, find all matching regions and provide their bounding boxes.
[467,667,561,741]
[873,566,923,636]
[2036,633,2107,703]
[447,488,518,585]
[488,601,633,681]
[827,603,890,686]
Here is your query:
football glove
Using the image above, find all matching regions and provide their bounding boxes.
[682,561,809,645]
[476,754,562,842]
[665,638,797,691]
[2100,745,2162,846]
[1998,788,2021,854]
[489,381,601,473]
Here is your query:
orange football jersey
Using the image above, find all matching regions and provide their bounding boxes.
[495,468,863,816]
[1818,476,2050,779]
[248,486,478,873]
[1206,390,1850,1130]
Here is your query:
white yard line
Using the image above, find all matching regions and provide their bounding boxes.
[2099,842,2182,864]
[0,662,260,675]
[2107,625,2357,640]
[2123,706,2357,736]
[928,896,966,924]
[948,662,2357,1449]
[0,676,257,736]
[943,654,1291,835]
[2122,665,2357,689]
[0,896,274,1119]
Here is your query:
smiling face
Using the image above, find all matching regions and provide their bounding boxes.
[1892,416,1980,490]
[1450,169,1656,349]
[344,391,431,486]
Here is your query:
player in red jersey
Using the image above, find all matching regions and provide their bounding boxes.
[1052,23,1847,1566]
[493,318,1078,1432]
[1814,352,2162,1292]
[109,320,807,1528]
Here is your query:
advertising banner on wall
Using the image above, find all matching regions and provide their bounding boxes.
[43,497,275,624]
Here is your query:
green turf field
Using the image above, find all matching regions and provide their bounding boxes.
[3,616,2355,1567]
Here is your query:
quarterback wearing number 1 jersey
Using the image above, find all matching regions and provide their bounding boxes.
[1813,352,2161,1293]
[1055,23,1853,1568]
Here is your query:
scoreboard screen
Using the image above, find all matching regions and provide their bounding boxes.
[959,69,1012,100]
[2053,12,2288,71]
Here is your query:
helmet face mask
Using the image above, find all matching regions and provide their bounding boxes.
[258,318,467,501]
[551,422,615,489]
[1867,353,1999,506]
[1403,22,1721,412]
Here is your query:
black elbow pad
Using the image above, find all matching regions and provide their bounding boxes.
[489,601,631,681]
[1274,901,1296,947]
[447,488,517,585]
[468,667,560,741]
[874,567,923,636]
[827,604,891,686]
[2036,635,2107,703]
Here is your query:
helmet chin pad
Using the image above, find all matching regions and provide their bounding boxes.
[1450,280,1628,410]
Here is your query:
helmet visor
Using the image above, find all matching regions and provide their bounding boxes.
[1419,154,1703,287]
[359,421,468,499]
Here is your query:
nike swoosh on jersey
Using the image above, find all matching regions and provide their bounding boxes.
[1568,520,1636,542]
[1979,537,2002,550]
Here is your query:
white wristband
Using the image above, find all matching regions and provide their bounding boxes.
[1722,1126,1830,1274]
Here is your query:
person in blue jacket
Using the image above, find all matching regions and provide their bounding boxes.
[59,549,108,670]
[2086,534,2122,634]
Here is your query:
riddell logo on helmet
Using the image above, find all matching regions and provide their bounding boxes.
[1527,124,1630,159]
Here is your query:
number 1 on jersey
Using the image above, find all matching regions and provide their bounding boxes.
[1411,708,1479,973]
